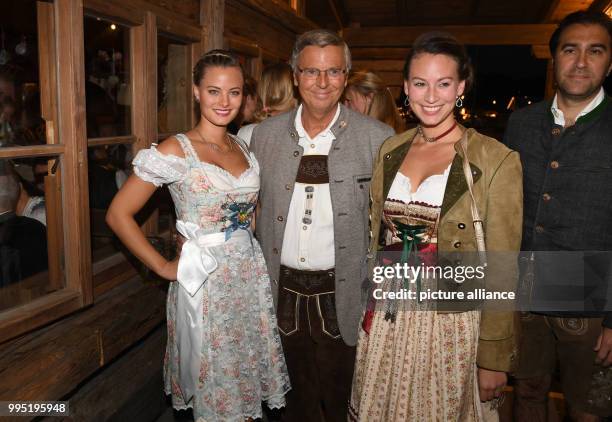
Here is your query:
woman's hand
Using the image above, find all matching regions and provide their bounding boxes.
[157,258,179,281]
[478,368,507,402]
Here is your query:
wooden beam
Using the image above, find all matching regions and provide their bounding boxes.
[0,145,64,159]
[131,12,158,237]
[37,2,64,294]
[343,24,558,47]
[83,0,145,25]
[55,0,93,304]
[543,0,595,22]
[230,0,317,35]
[201,0,225,51]
[351,47,411,60]
[0,289,81,344]
[226,34,261,58]
[291,0,306,17]
[62,327,166,422]
[0,279,165,400]
[327,0,346,30]
[352,59,405,72]
[157,14,201,41]
[224,1,298,61]
[376,71,404,86]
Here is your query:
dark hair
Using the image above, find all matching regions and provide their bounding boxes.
[549,10,612,55]
[243,75,258,98]
[402,32,474,93]
[193,49,244,85]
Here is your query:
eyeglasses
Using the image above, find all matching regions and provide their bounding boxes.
[297,67,347,79]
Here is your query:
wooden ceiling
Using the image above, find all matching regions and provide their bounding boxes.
[306,0,602,29]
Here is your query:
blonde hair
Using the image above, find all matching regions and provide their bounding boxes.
[254,63,297,122]
[346,70,405,133]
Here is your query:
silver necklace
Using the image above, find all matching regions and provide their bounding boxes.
[194,127,234,153]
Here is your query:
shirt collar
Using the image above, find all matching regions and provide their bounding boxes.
[294,103,341,141]
[551,87,605,126]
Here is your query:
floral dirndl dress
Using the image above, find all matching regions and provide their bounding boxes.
[133,133,290,421]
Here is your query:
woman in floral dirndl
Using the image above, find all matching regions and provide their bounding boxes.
[106,50,290,422]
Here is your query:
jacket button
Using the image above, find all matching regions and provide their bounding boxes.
[453,241,461,248]
[272,248,279,254]
[550,161,559,169]
[293,151,300,157]
[327,271,334,278]
[542,192,551,201]
[535,225,544,234]
[458,223,466,229]
[285,184,291,190]
[551,127,561,136]
[277,216,284,222]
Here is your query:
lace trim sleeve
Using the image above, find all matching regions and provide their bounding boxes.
[132,146,188,187]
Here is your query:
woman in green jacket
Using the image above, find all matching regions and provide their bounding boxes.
[349,32,523,421]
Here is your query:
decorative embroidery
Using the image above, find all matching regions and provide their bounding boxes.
[295,155,329,184]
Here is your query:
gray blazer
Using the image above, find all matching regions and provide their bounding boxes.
[250,104,394,346]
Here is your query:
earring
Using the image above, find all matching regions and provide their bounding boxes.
[404,96,410,107]
[455,96,463,108]
[195,97,200,103]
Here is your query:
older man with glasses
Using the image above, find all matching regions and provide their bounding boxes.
[250,29,394,421]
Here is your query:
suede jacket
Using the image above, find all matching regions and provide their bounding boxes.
[368,127,523,372]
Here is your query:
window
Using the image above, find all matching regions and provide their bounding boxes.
[0,0,82,343]
[0,0,203,343]
[0,155,63,312]
[83,16,136,264]
[84,16,131,138]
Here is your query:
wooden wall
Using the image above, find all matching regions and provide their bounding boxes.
[224,0,317,77]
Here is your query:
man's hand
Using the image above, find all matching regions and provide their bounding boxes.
[478,368,507,402]
[594,326,612,367]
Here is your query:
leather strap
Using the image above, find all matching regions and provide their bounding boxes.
[459,131,487,265]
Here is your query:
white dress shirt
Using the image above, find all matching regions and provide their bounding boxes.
[280,104,340,270]
[551,87,605,127]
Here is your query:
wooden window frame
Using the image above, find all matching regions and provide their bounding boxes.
[0,0,88,343]
[0,0,203,343]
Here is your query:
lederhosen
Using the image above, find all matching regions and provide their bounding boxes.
[276,154,356,422]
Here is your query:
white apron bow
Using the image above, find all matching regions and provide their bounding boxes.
[173,219,250,403]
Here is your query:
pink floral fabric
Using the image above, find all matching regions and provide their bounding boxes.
[134,134,290,421]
